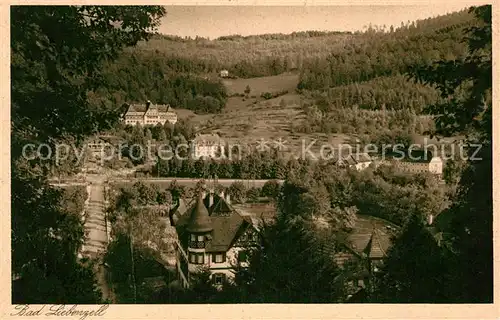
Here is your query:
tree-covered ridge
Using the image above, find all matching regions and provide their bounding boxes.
[309,74,441,113]
[130,8,475,80]
[92,51,227,114]
[89,7,478,116]
[298,13,476,90]
[295,101,433,138]
[372,5,492,303]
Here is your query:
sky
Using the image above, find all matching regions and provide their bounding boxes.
[158,4,478,39]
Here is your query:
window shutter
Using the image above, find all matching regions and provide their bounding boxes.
[212,253,216,263]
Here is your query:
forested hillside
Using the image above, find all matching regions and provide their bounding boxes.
[88,53,227,114]
[297,11,474,89]
[134,8,474,82]
[91,7,478,124]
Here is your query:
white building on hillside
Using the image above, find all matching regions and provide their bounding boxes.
[123,100,177,126]
[379,156,444,178]
[192,134,225,159]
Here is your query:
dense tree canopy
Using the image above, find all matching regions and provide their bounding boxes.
[95,52,227,114]
[372,5,492,303]
[11,5,166,303]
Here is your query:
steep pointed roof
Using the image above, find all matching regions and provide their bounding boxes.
[210,197,233,216]
[363,229,387,259]
[169,198,188,226]
[186,194,213,233]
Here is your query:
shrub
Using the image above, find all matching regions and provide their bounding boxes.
[228,181,246,203]
[246,187,260,203]
[261,179,281,198]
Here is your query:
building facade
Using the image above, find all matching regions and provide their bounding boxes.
[381,156,444,177]
[171,192,259,288]
[192,134,225,159]
[123,100,177,126]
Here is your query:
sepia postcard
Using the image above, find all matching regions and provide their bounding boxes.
[1,1,498,319]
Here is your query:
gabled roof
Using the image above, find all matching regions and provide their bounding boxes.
[205,213,245,252]
[345,215,396,259]
[193,134,222,144]
[344,156,357,166]
[334,153,371,166]
[126,104,147,113]
[210,197,234,216]
[362,229,387,259]
[125,103,174,114]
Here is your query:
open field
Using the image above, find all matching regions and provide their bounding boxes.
[177,73,352,156]
[222,73,300,96]
[173,73,454,158]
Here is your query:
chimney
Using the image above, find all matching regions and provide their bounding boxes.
[428,214,434,225]
[209,192,214,207]
[225,193,231,205]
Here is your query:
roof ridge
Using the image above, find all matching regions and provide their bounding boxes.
[373,229,387,257]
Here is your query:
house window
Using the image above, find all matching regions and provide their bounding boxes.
[212,252,225,263]
[196,253,204,264]
[189,252,205,264]
[197,235,204,242]
[190,234,196,242]
[189,253,196,263]
[213,273,225,285]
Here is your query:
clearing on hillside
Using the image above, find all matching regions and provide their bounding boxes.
[177,72,353,157]
[222,73,300,96]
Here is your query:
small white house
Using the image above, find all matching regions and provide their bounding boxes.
[428,156,444,175]
[192,134,225,159]
[219,70,229,78]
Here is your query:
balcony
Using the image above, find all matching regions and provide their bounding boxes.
[188,240,206,249]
